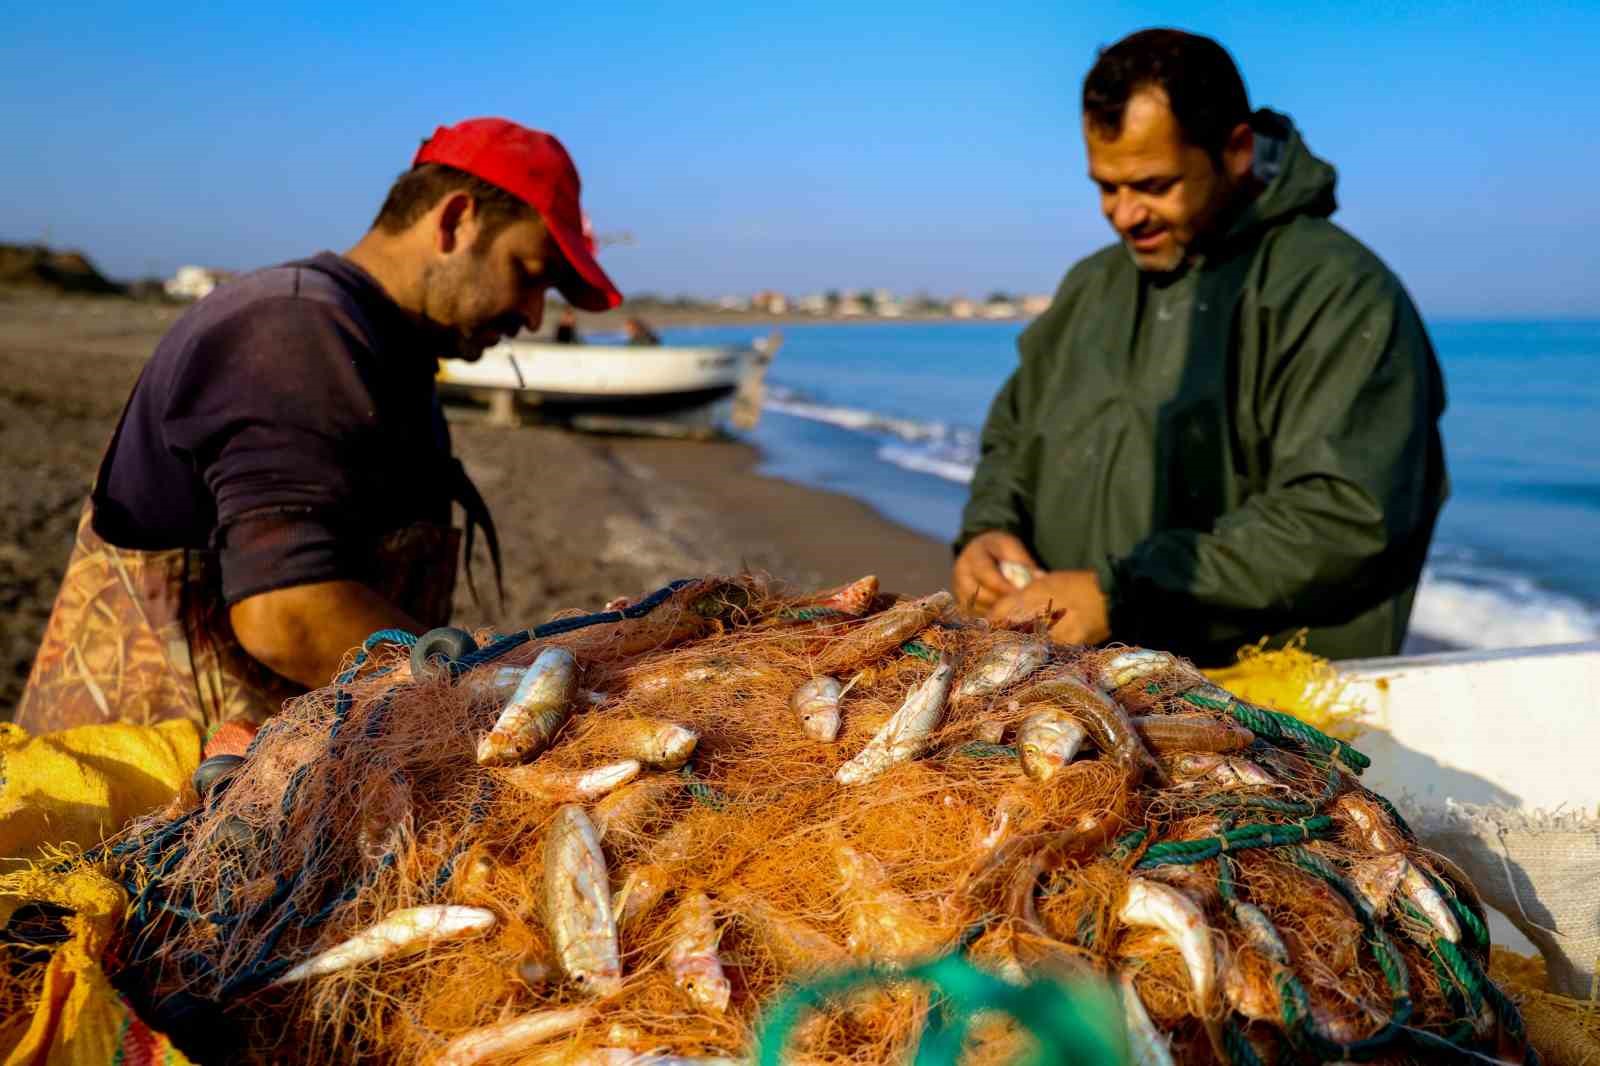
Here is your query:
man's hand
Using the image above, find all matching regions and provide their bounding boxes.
[988,569,1111,646]
[953,531,1042,613]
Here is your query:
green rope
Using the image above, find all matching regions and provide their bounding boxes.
[1196,793,1318,817]
[1427,934,1538,1062]
[902,639,941,663]
[1429,932,1489,1023]
[1186,687,1370,772]
[1073,908,1098,949]
[1223,1019,1268,1066]
[754,952,1128,1066]
[1107,828,1149,862]
[1421,866,1491,955]
[1422,945,1486,1055]
[779,605,847,622]
[1217,853,1239,902]
[1282,846,1415,1060]
[1134,816,1334,869]
[1452,896,1491,956]
[1476,958,1539,1065]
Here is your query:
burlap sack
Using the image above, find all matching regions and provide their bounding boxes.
[1417,801,1600,1000]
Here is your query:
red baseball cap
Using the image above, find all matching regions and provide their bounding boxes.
[414,118,623,312]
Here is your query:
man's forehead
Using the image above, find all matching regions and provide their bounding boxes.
[1084,89,1188,178]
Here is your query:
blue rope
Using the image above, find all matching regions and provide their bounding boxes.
[449,578,695,677]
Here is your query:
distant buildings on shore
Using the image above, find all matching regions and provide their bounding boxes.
[628,288,1053,320]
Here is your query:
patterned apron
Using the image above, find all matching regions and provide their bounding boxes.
[13,504,459,734]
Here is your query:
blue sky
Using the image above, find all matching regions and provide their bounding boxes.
[3,1,1598,316]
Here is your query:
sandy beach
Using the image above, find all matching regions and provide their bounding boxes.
[0,292,953,717]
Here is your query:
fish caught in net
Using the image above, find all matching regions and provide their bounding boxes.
[67,573,1534,1064]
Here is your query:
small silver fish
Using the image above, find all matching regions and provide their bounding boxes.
[590,775,682,841]
[1119,879,1215,1013]
[667,891,731,1013]
[974,718,1007,744]
[1120,973,1178,1066]
[836,844,942,962]
[1400,860,1462,943]
[611,718,699,769]
[815,590,954,673]
[1230,899,1289,965]
[505,759,642,802]
[613,862,675,941]
[271,905,495,986]
[790,676,844,741]
[477,647,579,766]
[1332,793,1406,853]
[629,657,775,695]
[955,635,1050,701]
[1347,852,1408,918]
[543,805,622,995]
[999,560,1037,590]
[1171,753,1280,789]
[835,653,957,785]
[1015,707,1088,781]
[433,1007,597,1066]
[720,887,850,974]
[1097,648,1189,693]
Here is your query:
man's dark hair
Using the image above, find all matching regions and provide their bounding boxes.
[371,163,536,246]
[1082,29,1250,160]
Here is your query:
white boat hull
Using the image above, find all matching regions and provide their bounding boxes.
[1336,640,1600,814]
[438,340,758,416]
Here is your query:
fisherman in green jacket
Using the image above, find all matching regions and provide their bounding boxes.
[953,28,1447,666]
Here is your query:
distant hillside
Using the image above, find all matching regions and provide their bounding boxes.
[0,243,124,295]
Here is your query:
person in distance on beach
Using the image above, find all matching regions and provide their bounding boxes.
[554,306,583,343]
[15,118,622,743]
[953,29,1447,665]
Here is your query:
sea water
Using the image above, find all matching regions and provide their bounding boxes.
[662,319,1600,652]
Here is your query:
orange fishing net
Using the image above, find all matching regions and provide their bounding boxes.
[70,574,1532,1065]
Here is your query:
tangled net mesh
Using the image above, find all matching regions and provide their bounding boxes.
[75,573,1537,1064]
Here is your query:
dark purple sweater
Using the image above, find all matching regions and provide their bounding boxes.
[92,253,462,605]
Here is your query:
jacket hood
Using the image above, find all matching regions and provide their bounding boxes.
[1221,109,1339,243]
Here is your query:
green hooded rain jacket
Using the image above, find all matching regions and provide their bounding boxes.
[958,111,1448,666]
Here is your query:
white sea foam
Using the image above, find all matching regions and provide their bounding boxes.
[1409,566,1600,649]
[765,387,979,481]
[875,443,976,484]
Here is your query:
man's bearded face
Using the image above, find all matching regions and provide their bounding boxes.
[423,217,559,361]
[1085,89,1237,273]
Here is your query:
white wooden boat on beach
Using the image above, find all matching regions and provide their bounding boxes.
[437,335,778,437]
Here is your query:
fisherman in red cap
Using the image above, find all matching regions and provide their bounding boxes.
[16,119,621,749]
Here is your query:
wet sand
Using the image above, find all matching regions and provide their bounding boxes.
[0,292,952,717]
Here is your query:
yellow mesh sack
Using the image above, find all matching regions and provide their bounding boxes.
[0,719,202,875]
